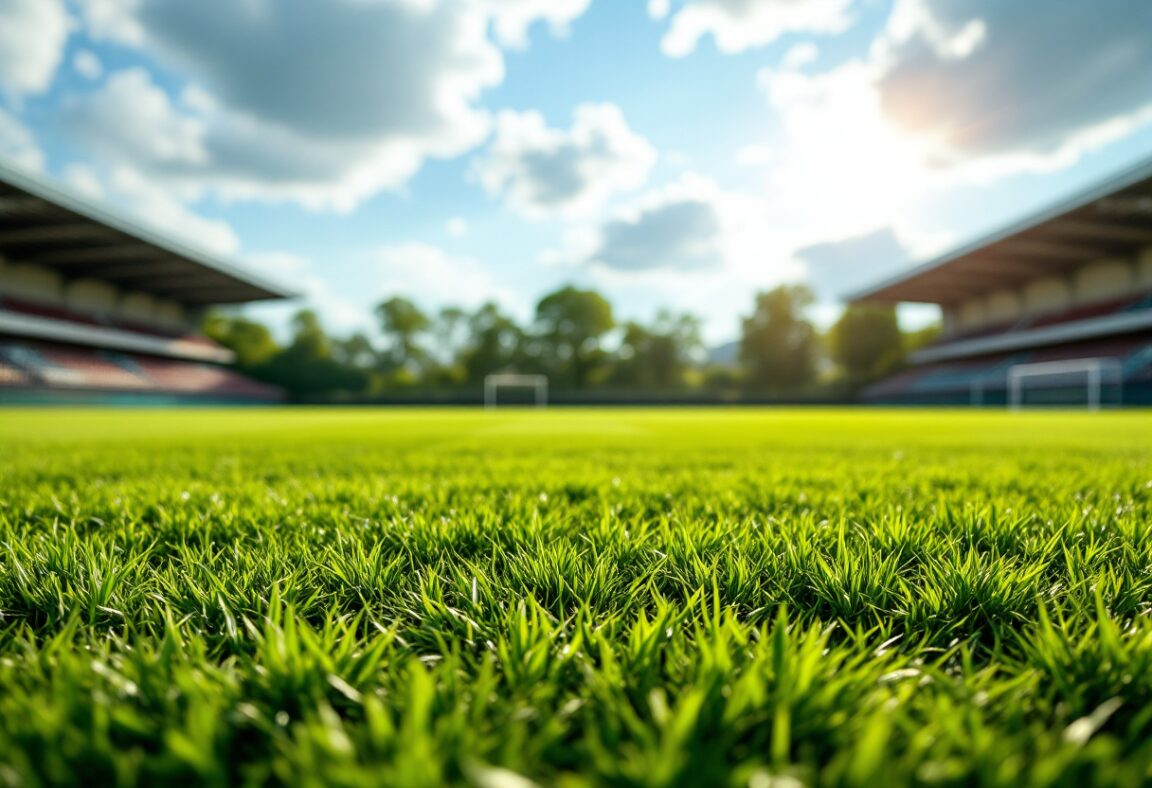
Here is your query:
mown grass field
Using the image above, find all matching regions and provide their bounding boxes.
[3,407,1152,786]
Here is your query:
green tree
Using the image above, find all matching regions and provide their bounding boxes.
[331,333,377,369]
[460,302,524,383]
[201,312,280,368]
[829,304,904,386]
[905,323,942,352]
[534,286,614,388]
[740,285,818,393]
[612,310,702,388]
[259,309,368,398]
[375,297,431,372]
[433,306,469,366]
[284,309,331,362]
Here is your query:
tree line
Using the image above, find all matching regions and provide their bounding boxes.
[203,284,939,401]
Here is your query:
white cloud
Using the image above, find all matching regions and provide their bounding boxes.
[476,103,657,219]
[587,183,724,272]
[68,0,506,212]
[77,0,591,52]
[52,161,239,258]
[65,69,209,168]
[375,242,524,316]
[61,163,105,198]
[50,161,239,257]
[64,0,597,212]
[782,42,819,69]
[554,173,801,283]
[655,0,853,57]
[75,0,145,45]
[0,0,70,102]
[0,108,45,171]
[445,217,469,237]
[794,227,913,301]
[104,166,240,256]
[743,0,1152,247]
[476,0,592,49]
[73,49,103,80]
[532,173,823,343]
[244,252,371,334]
[754,58,933,239]
[872,0,1152,162]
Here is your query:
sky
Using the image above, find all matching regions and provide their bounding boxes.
[2,0,1152,346]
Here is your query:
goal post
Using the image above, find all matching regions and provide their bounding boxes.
[484,373,548,409]
[1007,358,1123,410]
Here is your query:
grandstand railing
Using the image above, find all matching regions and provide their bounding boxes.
[0,309,234,363]
[911,302,1152,364]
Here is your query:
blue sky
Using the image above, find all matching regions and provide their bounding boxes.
[2,0,1152,345]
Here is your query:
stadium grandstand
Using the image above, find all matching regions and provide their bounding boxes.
[850,155,1152,407]
[0,161,292,404]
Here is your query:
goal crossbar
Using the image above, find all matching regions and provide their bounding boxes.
[484,373,548,409]
[1007,357,1123,410]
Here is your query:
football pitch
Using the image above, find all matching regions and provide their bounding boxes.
[3,407,1152,785]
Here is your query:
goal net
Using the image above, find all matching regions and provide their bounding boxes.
[1007,358,1123,410]
[484,373,548,409]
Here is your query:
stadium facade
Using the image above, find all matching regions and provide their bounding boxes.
[0,162,292,404]
[850,156,1152,406]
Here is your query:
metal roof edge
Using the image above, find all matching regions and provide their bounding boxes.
[846,150,1152,304]
[0,158,297,302]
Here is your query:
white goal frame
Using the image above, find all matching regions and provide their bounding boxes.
[1007,358,1123,411]
[484,373,548,409]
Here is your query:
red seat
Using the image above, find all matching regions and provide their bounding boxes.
[0,340,281,400]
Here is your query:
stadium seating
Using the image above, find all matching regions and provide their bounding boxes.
[0,359,28,386]
[0,344,88,386]
[1027,295,1141,329]
[917,292,1152,353]
[130,355,280,397]
[877,296,1152,401]
[864,334,1152,402]
[1,295,206,342]
[0,340,281,401]
[49,346,154,389]
[0,293,282,402]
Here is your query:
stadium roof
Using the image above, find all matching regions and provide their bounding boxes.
[0,161,293,305]
[848,153,1152,305]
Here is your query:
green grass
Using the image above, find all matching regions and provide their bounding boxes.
[2,407,1152,786]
